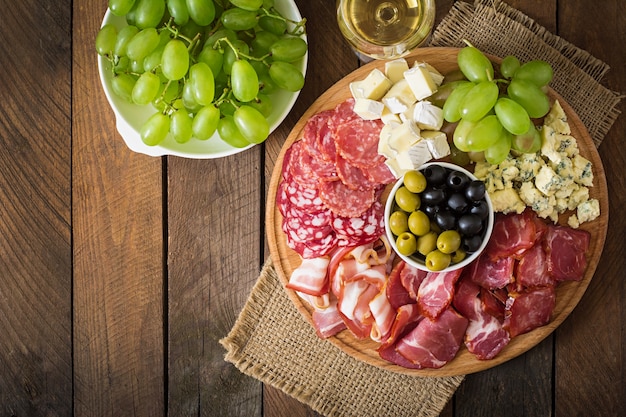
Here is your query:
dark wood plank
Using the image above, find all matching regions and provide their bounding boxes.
[0,0,73,414]
[554,0,626,415]
[72,1,165,415]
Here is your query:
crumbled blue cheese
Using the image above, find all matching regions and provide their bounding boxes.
[490,188,526,214]
[544,99,571,135]
[572,154,594,186]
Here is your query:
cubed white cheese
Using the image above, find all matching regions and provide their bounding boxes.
[395,150,417,171]
[380,106,401,125]
[413,61,445,86]
[387,122,420,152]
[382,79,417,114]
[349,68,392,100]
[421,130,450,159]
[353,98,385,120]
[407,140,433,169]
[378,122,398,158]
[385,58,409,83]
[384,158,403,178]
[411,101,444,130]
[403,65,438,100]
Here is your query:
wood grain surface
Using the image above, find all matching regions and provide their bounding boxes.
[0,0,623,416]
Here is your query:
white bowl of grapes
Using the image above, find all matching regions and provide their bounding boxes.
[96,0,308,159]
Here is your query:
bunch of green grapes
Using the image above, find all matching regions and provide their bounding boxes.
[95,0,307,147]
[441,43,553,164]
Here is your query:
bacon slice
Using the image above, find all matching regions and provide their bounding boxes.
[286,257,330,296]
[311,297,347,339]
[417,269,463,319]
[504,286,556,338]
[543,224,590,282]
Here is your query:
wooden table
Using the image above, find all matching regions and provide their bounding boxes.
[0,0,624,415]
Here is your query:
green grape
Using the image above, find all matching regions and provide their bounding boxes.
[218,115,250,147]
[466,115,504,152]
[511,123,541,153]
[449,141,470,166]
[111,73,137,102]
[129,58,145,73]
[499,55,520,79]
[218,100,237,117]
[153,80,180,110]
[167,0,190,25]
[247,93,273,117]
[442,81,473,123]
[192,105,220,140]
[126,27,160,61]
[96,25,117,57]
[141,112,170,146]
[220,8,259,31]
[484,130,512,164]
[258,72,278,94]
[269,61,304,92]
[231,60,259,102]
[114,56,130,72]
[197,46,224,76]
[134,0,166,29]
[234,105,270,144]
[170,110,193,143]
[258,15,287,35]
[425,80,467,108]
[223,40,249,75]
[213,70,229,96]
[186,0,216,26]
[143,45,164,72]
[109,0,136,16]
[205,28,238,49]
[132,71,161,105]
[513,60,553,86]
[251,31,279,55]
[262,0,274,7]
[189,62,215,105]
[270,37,307,62]
[459,81,499,122]
[230,0,263,11]
[494,97,531,135]
[249,58,269,77]
[452,119,476,152]
[161,39,190,80]
[457,46,494,82]
[114,25,139,57]
[507,78,551,118]
[182,80,202,113]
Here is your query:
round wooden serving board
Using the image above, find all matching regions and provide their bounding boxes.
[266,47,609,376]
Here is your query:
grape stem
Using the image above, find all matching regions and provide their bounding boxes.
[259,7,307,36]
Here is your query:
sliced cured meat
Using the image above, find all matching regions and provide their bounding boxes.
[504,286,556,338]
[365,155,397,185]
[481,288,506,322]
[312,298,347,339]
[287,232,338,259]
[543,224,590,282]
[282,205,333,243]
[338,279,379,339]
[452,274,482,321]
[318,178,376,218]
[331,200,384,247]
[465,311,510,360]
[335,153,376,191]
[334,117,384,169]
[369,290,396,342]
[395,307,468,369]
[281,178,326,214]
[289,140,336,187]
[400,262,428,301]
[302,109,334,157]
[486,211,537,261]
[468,253,515,290]
[386,261,415,309]
[286,257,330,296]
[331,97,360,125]
[417,269,463,319]
[515,243,553,289]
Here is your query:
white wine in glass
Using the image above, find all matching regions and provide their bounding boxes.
[337,0,435,61]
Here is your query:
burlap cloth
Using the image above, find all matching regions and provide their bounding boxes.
[220,1,622,416]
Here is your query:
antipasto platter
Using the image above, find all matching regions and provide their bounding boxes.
[266,47,608,376]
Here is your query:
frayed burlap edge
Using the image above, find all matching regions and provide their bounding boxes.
[429,0,622,147]
[220,258,464,417]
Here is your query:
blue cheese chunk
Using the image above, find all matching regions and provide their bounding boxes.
[540,125,562,164]
[572,154,594,186]
[535,165,561,196]
[577,198,600,223]
[544,99,571,135]
[490,188,526,214]
[519,182,557,221]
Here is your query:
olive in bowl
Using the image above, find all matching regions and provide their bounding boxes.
[384,162,494,272]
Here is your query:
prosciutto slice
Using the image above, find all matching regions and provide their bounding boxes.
[417,269,463,319]
[468,253,515,290]
[504,286,556,338]
[515,242,553,289]
[485,211,537,261]
[543,224,590,282]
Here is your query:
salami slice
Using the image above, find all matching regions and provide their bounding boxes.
[281,178,326,214]
[318,178,376,218]
[282,205,334,243]
[288,233,338,259]
[335,153,376,191]
[365,155,397,185]
[332,200,385,247]
[334,118,384,169]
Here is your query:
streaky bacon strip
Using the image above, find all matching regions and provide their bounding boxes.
[417,269,463,319]
[286,257,330,296]
[312,297,346,339]
[369,288,396,342]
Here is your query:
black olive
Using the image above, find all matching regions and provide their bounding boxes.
[447,192,469,213]
[462,234,483,253]
[457,213,483,236]
[446,170,470,191]
[421,187,446,206]
[435,209,456,230]
[422,164,447,186]
[422,204,440,219]
[469,200,490,220]
[465,180,486,202]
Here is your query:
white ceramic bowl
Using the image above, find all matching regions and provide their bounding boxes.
[385,162,494,272]
[97,0,308,159]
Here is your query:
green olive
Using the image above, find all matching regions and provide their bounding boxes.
[403,170,427,194]
[389,210,409,236]
[408,210,430,236]
[437,230,462,254]
[451,248,467,264]
[394,186,420,212]
[425,250,452,271]
[396,232,417,256]
[416,231,438,256]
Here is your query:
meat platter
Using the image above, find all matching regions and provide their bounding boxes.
[266,47,608,376]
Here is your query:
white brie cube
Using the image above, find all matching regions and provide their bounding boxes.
[353,98,385,120]
[349,68,392,100]
[421,130,451,159]
[403,65,438,100]
[382,79,417,114]
[407,140,433,168]
[378,122,399,158]
[384,158,403,178]
[412,101,444,130]
[380,106,401,125]
[414,61,445,86]
[395,151,416,172]
[387,122,420,152]
[385,58,409,83]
